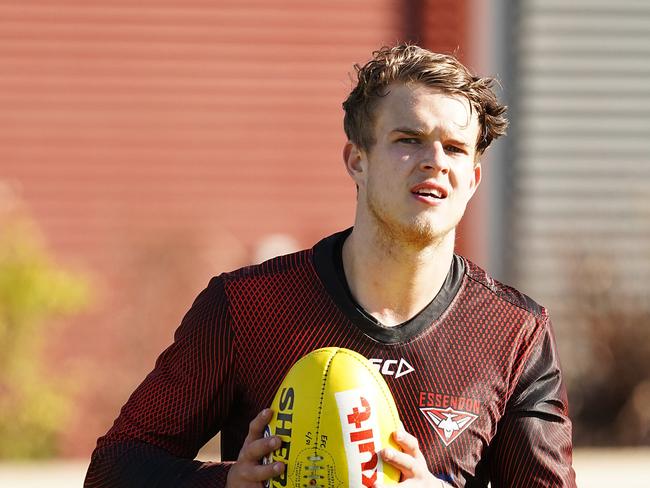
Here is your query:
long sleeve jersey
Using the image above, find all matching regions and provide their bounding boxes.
[85,229,576,487]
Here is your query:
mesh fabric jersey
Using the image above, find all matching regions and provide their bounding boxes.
[85,229,576,487]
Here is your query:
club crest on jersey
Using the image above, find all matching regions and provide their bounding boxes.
[420,407,478,447]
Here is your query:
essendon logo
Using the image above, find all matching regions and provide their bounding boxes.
[420,407,478,447]
[418,391,480,447]
[336,389,384,487]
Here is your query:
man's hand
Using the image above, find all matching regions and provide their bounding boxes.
[374,430,451,488]
[226,409,285,487]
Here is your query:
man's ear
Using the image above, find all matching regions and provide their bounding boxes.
[343,141,366,183]
[469,162,482,196]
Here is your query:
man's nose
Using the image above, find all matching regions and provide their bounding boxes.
[419,141,449,174]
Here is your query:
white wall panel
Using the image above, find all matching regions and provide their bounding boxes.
[508,0,650,308]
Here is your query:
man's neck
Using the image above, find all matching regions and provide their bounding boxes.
[341,224,455,327]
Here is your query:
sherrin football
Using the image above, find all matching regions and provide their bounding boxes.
[264,347,402,488]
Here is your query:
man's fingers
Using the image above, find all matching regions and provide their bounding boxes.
[227,409,287,487]
[379,447,417,478]
[392,429,425,460]
[243,408,273,446]
[380,430,431,479]
[227,457,285,486]
[238,459,286,483]
[240,435,281,462]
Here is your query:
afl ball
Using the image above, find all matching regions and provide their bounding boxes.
[264,347,402,488]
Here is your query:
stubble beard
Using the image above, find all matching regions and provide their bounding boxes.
[365,188,455,252]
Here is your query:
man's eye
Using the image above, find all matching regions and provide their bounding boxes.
[444,145,464,154]
[398,138,420,144]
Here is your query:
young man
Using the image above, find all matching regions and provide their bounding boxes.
[85,45,576,487]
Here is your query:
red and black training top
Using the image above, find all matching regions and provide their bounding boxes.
[85,229,576,487]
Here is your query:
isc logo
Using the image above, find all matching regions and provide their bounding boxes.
[336,389,385,487]
[369,358,415,378]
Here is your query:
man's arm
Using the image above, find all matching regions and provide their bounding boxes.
[85,276,238,487]
[487,318,576,487]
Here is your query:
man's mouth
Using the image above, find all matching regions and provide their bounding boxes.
[411,183,448,200]
[413,189,444,199]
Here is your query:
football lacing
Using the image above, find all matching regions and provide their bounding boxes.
[302,455,325,487]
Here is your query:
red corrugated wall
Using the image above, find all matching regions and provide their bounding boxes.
[1,1,403,267]
[0,0,471,457]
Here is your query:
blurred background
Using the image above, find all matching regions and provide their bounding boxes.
[1,0,648,486]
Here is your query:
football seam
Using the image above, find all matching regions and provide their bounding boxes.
[311,349,337,487]
[315,349,337,441]
[337,348,402,429]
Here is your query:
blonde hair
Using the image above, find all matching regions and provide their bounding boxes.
[343,44,508,155]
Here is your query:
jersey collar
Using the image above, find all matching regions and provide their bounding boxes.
[312,228,465,344]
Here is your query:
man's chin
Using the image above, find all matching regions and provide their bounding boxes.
[367,204,455,248]
[406,227,450,248]
[386,219,453,249]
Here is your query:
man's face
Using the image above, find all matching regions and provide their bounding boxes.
[346,82,482,247]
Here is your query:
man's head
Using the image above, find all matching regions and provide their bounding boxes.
[342,44,508,157]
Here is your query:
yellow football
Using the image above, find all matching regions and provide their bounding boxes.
[264,347,402,488]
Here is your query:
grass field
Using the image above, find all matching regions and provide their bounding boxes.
[0,448,648,487]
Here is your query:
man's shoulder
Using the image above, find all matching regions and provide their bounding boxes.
[221,247,315,284]
[219,229,347,286]
[459,255,546,319]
